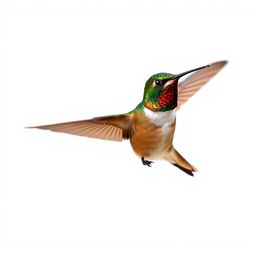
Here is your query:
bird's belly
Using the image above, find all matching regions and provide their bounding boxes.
[131,122,176,160]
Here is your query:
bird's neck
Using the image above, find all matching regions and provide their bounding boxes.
[143,107,176,127]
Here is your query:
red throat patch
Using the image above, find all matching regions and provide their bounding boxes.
[144,82,178,112]
[157,82,178,110]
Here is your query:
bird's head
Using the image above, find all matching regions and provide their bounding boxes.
[143,65,210,112]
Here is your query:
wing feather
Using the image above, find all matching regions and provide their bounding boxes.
[176,60,227,110]
[30,114,133,141]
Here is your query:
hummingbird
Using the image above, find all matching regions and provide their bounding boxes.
[31,61,227,176]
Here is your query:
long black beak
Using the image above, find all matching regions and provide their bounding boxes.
[171,64,210,80]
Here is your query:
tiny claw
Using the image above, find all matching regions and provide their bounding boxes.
[141,157,154,167]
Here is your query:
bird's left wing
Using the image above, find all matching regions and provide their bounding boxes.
[30,114,133,141]
[176,60,227,110]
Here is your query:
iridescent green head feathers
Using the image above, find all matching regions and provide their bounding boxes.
[143,65,210,112]
[143,73,178,112]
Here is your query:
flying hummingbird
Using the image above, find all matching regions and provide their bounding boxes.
[31,61,227,176]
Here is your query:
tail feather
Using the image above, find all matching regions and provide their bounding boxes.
[165,147,198,176]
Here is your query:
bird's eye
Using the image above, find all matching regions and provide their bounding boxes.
[154,79,162,87]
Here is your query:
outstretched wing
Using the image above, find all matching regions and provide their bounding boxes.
[176,60,227,110]
[29,114,133,141]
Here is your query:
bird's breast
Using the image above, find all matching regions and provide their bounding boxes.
[143,107,176,127]
[130,108,176,159]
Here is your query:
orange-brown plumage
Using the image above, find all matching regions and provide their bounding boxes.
[130,110,175,159]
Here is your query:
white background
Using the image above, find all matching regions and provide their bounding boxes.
[1,0,256,255]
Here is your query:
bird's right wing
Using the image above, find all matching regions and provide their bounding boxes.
[176,60,227,110]
[29,114,134,141]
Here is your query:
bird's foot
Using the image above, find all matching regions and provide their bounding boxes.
[141,157,154,167]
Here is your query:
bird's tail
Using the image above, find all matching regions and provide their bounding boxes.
[164,147,198,176]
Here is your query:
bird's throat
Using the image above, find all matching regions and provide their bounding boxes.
[145,83,177,112]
